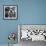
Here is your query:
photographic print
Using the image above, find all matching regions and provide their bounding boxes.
[18,24,46,41]
[3,5,17,19]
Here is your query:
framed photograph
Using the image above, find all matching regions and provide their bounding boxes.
[18,24,46,42]
[3,5,17,20]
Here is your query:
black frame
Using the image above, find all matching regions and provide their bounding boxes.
[3,5,18,20]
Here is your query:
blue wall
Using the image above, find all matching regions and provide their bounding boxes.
[20,0,46,24]
[0,0,46,44]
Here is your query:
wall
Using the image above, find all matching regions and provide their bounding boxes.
[20,0,46,24]
[0,0,46,44]
[0,0,19,44]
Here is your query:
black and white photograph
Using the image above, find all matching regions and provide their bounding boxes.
[3,5,17,19]
[18,25,46,46]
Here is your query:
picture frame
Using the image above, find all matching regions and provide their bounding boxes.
[3,5,17,20]
[18,24,46,41]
